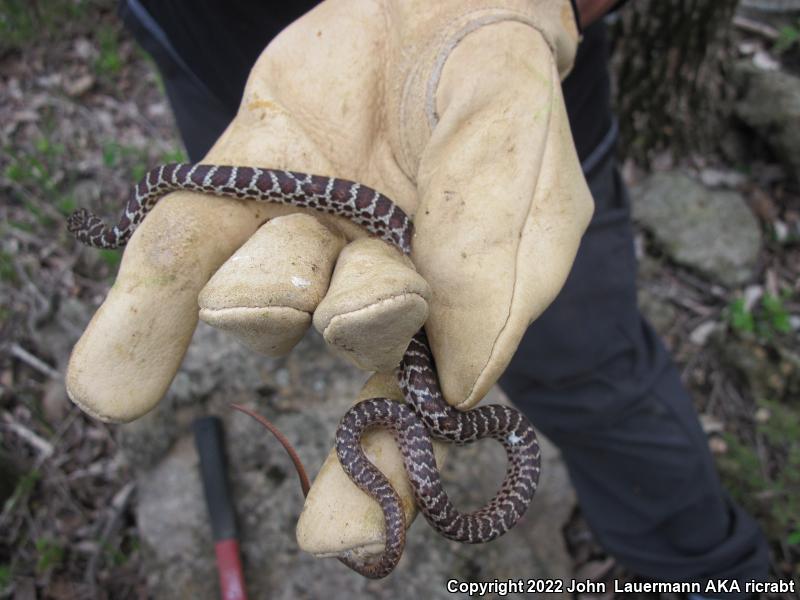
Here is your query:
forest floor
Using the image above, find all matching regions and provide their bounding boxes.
[0,1,798,599]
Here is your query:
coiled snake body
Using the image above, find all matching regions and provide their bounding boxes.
[68,163,541,578]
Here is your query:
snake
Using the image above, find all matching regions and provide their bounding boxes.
[67,162,541,578]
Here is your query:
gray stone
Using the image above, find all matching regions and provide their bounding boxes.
[116,396,178,470]
[632,172,762,287]
[733,61,800,178]
[117,321,293,469]
[134,332,576,599]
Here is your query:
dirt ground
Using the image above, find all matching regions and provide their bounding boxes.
[1,1,798,599]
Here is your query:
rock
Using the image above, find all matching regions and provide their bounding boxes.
[117,321,290,469]
[137,437,216,599]
[116,396,178,470]
[733,61,800,178]
[134,332,577,599]
[752,50,781,72]
[632,172,762,287]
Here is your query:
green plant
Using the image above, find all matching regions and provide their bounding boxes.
[94,24,123,76]
[717,399,800,548]
[0,564,11,591]
[103,542,127,567]
[56,195,77,216]
[101,140,149,180]
[728,297,754,334]
[0,250,17,283]
[102,141,122,168]
[160,147,188,164]
[34,538,64,575]
[98,248,121,270]
[0,0,37,50]
[130,161,148,181]
[726,292,794,340]
[4,136,68,215]
[5,142,63,193]
[0,0,90,52]
[774,20,800,54]
[2,469,40,514]
[760,293,791,335]
[7,220,34,233]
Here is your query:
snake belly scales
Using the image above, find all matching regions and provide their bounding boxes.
[67,162,541,578]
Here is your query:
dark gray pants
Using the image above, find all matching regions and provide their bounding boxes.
[120,2,770,595]
[499,161,769,595]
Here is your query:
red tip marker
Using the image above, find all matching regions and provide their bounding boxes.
[194,416,249,600]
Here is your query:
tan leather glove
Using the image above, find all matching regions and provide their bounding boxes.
[66,0,592,562]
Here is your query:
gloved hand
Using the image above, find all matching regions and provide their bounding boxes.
[66,0,592,561]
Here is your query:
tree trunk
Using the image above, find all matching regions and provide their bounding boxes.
[611,0,740,162]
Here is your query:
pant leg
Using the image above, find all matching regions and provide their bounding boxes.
[118,0,239,161]
[119,0,770,589]
[118,0,320,161]
[499,158,770,597]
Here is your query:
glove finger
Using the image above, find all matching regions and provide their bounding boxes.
[313,238,431,373]
[66,108,348,423]
[413,23,593,410]
[66,189,274,423]
[66,51,376,423]
[198,213,346,355]
[296,373,449,558]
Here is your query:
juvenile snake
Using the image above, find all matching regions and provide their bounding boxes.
[67,163,541,578]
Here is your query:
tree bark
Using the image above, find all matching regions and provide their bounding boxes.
[611,0,740,162]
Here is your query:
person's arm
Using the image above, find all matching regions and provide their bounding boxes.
[576,0,620,27]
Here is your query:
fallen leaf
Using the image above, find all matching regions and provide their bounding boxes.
[749,187,778,221]
[63,74,95,98]
[700,413,724,434]
[709,436,728,455]
[754,406,771,424]
[690,321,718,346]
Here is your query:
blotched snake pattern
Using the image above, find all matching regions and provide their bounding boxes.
[68,163,541,578]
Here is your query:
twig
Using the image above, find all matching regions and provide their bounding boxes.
[11,261,51,335]
[3,418,54,459]
[705,370,723,416]
[84,481,136,589]
[10,343,62,380]
[666,293,715,317]
[3,225,41,247]
[672,269,728,300]
[680,349,704,385]
[733,15,780,41]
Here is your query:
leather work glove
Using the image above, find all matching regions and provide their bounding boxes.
[66,0,592,562]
